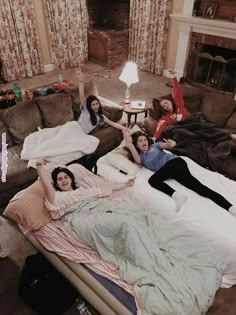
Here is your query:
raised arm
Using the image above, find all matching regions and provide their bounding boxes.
[76,67,86,107]
[36,158,55,204]
[123,129,141,165]
[103,116,127,131]
[169,69,185,110]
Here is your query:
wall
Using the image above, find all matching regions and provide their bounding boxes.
[164,0,184,71]
[31,0,184,73]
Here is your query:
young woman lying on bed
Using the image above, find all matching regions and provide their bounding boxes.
[123,129,236,216]
[36,158,225,315]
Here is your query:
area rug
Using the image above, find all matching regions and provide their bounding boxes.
[81,65,123,79]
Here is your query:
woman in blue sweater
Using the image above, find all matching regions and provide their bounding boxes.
[123,130,236,216]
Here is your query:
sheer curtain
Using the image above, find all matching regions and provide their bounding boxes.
[0,0,44,82]
[44,0,88,69]
[129,0,172,75]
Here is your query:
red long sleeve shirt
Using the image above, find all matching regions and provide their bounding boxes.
[153,77,190,139]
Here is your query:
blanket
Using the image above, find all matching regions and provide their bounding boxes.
[21,121,99,166]
[65,198,224,315]
[162,112,232,171]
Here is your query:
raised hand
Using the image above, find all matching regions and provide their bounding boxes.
[76,67,84,82]
[160,138,176,150]
[36,157,51,167]
[123,128,132,145]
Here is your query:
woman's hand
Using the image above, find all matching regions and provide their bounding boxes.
[123,128,133,146]
[126,177,136,187]
[160,138,176,150]
[76,66,84,82]
[36,157,51,167]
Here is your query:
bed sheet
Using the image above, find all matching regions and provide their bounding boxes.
[97,155,236,288]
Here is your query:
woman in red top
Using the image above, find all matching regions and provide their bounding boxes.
[153,71,236,148]
[153,70,190,142]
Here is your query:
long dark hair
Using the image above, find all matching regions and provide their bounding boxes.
[51,167,76,191]
[86,95,104,126]
[157,94,177,116]
[131,131,153,154]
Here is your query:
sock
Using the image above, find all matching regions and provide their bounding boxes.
[229,206,236,218]
[172,191,187,212]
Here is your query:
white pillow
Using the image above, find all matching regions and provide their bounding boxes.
[106,152,140,176]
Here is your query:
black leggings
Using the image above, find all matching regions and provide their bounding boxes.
[148,158,232,211]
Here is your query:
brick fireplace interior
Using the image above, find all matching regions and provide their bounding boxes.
[87,0,130,68]
[186,33,236,94]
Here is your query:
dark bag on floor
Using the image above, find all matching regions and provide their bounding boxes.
[18,253,77,315]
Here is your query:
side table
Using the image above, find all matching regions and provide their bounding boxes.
[120,102,150,126]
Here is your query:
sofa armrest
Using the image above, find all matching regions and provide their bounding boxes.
[99,96,124,122]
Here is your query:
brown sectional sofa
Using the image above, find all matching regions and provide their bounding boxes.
[143,85,236,181]
[0,80,124,206]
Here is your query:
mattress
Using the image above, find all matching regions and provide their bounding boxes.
[97,155,236,288]
[19,225,137,315]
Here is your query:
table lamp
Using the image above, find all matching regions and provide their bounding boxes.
[119,62,139,104]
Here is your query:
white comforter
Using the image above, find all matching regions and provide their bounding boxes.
[97,155,236,288]
[21,121,99,164]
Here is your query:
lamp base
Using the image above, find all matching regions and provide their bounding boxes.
[124,99,130,104]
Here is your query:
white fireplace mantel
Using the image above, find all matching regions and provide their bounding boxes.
[170,13,236,79]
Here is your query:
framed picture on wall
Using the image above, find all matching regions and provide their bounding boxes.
[204,2,218,19]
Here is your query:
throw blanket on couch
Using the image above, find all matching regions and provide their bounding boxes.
[21,121,99,163]
[65,198,224,315]
[162,112,232,171]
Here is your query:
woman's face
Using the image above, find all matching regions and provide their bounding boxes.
[160,99,173,112]
[136,135,149,152]
[91,99,100,113]
[57,172,73,191]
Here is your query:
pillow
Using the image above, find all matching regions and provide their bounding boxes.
[4,164,98,232]
[4,180,52,233]
[104,124,143,176]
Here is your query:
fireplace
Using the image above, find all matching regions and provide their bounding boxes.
[170,2,236,96]
[186,33,236,94]
[87,0,130,67]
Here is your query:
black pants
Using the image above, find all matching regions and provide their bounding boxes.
[148,158,232,211]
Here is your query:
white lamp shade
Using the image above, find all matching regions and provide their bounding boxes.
[119,62,139,86]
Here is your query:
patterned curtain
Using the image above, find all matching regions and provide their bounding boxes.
[0,0,44,82]
[129,0,172,75]
[44,0,88,69]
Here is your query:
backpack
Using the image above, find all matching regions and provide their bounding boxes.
[18,253,78,315]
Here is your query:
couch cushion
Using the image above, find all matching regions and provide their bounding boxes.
[200,92,236,128]
[64,80,98,120]
[225,109,236,134]
[0,144,37,193]
[34,93,73,128]
[91,126,123,157]
[0,117,13,148]
[1,100,43,144]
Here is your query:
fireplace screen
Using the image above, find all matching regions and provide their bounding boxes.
[186,45,236,95]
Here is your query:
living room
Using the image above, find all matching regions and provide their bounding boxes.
[1,0,236,315]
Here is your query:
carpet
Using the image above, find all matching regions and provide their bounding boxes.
[81,65,123,79]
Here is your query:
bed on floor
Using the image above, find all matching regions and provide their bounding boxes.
[97,153,236,289]
[4,162,232,315]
